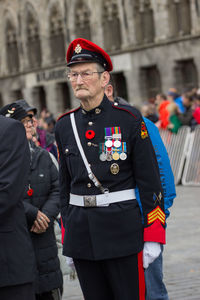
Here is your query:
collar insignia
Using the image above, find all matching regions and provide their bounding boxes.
[141,121,148,139]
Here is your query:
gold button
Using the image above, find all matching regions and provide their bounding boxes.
[95,108,101,114]
[87,142,92,146]
[88,121,93,126]
[65,148,69,154]
[87,183,92,188]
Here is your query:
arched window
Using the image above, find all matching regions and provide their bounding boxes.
[142,0,155,43]
[6,20,20,73]
[168,0,191,37]
[102,0,122,51]
[49,7,65,63]
[74,0,91,40]
[133,1,144,44]
[133,0,155,44]
[26,9,42,68]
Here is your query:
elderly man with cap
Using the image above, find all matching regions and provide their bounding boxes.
[0,104,36,300]
[55,38,166,300]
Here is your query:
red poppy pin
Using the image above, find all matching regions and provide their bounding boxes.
[85,130,95,139]
[27,188,34,196]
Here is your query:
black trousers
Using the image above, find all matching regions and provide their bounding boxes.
[36,288,62,300]
[74,252,145,300]
[0,282,35,300]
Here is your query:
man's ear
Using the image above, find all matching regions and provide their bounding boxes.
[101,72,110,88]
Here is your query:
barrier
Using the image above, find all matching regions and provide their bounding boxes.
[159,126,191,185]
[182,125,200,186]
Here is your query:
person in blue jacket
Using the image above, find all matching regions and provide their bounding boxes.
[105,82,176,300]
[139,117,176,300]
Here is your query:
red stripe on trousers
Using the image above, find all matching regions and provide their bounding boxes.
[138,251,145,300]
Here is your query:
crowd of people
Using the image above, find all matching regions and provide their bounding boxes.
[28,86,200,140]
[141,87,200,133]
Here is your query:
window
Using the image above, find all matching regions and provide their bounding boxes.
[102,0,122,51]
[10,90,23,101]
[26,10,42,68]
[140,66,162,100]
[6,20,20,73]
[50,7,65,63]
[174,59,198,92]
[74,0,91,40]
[112,73,128,102]
[56,82,71,111]
[0,93,3,107]
[133,0,155,44]
[168,0,191,37]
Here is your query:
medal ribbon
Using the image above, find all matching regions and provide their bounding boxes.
[122,142,126,152]
[105,127,112,139]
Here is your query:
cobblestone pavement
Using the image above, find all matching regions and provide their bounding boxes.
[62,185,200,300]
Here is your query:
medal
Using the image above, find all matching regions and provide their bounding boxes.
[112,127,121,148]
[100,153,107,161]
[110,163,120,175]
[105,128,112,148]
[99,143,107,161]
[112,147,120,160]
[113,140,121,148]
[120,142,127,160]
[105,139,112,148]
[120,152,127,160]
[106,152,112,161]
[112,152,120,160]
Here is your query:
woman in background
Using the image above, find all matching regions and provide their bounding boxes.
[0,102,63,300]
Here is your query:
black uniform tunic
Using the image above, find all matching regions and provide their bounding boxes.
[55,96,165,261]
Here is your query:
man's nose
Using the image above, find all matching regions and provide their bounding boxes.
[76,74,84,84]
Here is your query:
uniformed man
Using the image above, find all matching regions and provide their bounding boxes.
[55,38,166,300]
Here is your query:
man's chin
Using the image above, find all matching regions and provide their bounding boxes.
[75,90,88,99]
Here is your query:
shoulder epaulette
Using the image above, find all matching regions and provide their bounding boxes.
[112,102,139,120]
[56,106,81,122]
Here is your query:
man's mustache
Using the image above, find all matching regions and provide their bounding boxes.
[76,87,88,91]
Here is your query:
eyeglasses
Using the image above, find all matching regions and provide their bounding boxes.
[22,119,33,126]
[67,71,103,82]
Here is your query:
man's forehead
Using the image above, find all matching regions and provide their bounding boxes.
[69,62,97,71]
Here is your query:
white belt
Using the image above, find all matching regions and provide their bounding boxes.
[69,189,136,207]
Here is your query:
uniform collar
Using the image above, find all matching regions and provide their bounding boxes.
[81,94,111,116]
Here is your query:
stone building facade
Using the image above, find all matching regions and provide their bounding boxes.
[0,0,200,115]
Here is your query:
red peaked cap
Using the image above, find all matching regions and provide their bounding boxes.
[66,38,113,72]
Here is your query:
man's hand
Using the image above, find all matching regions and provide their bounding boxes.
[143,242,161,269]
[66,257,75,271]
[30,211,50,233]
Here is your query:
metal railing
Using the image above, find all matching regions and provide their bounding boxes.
[182,126,200,186]
[159,126,200,186]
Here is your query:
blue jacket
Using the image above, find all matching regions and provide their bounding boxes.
[136,117,176,221]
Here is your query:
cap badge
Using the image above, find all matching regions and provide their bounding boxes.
[75,44,82,54]
[6,107,15,118]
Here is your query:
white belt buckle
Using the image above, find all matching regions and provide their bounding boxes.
[83,195,97,207]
